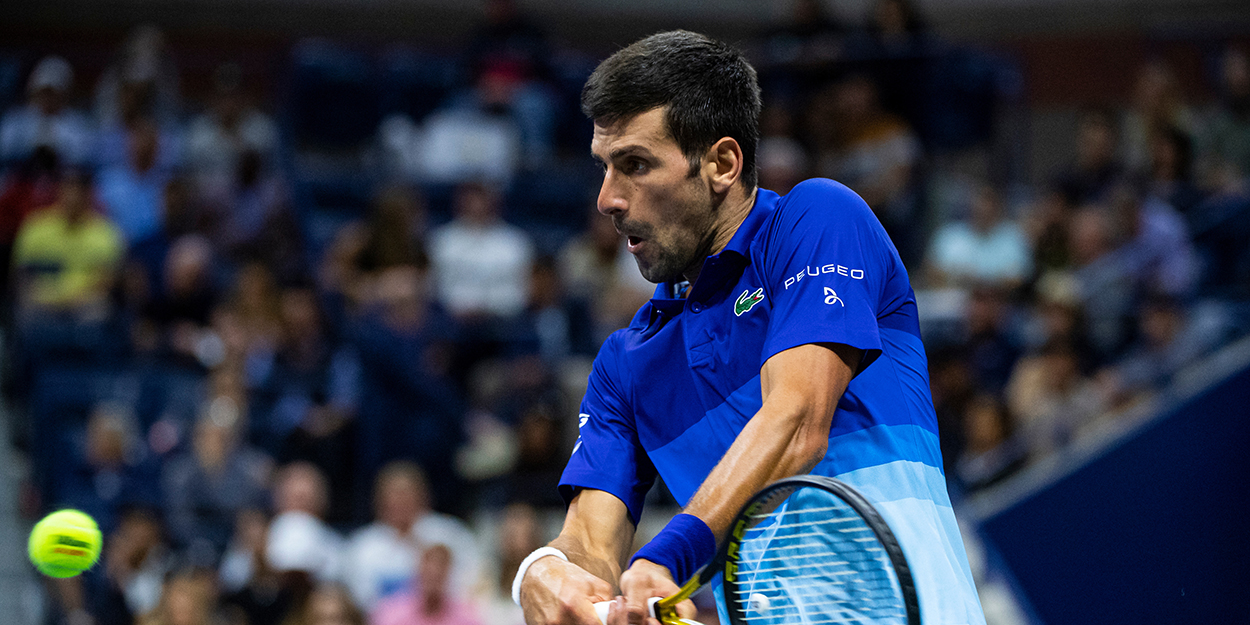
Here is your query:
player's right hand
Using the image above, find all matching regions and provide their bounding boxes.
[520,555,617,625]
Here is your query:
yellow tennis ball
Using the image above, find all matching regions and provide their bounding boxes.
[27,509,102,578]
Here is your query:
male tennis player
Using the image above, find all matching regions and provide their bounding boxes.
[513,31,985,625]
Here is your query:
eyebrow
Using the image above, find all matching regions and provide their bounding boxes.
[591,143,656,165]
[608,145,656,161]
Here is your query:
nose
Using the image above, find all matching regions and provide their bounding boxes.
[596,169,627,217]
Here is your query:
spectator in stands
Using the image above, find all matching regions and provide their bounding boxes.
[185,62,278,196]
[96,118,170,247]
[285,583,367,625]
[204,148,294,271]
[557,209,653,343]
[227,262,283,369]
[860,0,931,58]
[93,507,173,625]
[1121,59,1197,176]
[321,186,429,314]
[95,25,182,134]
[459,0,557,166]
[0,55,94,166]
[1060,184,1200,364]
[219,508,302,625]
[962,285,1022,396]
[753,0,847,97]
[429,181,533,382]
[1052,108,1124,207]
[503,395,568,508]
[136,568,217,625]
[848,0,933,128]
[925,184,1032,289]
[0,147,62,288]
[513,256,594,364]
[1021,273,1097,370]
[479,502,539,625]
[266,462,344,583]
[1065,206,1130,359]
[1004,339,1103,458]
[343,461,481,612]
[811,75,923,264]
[1144,124,1204,215]
[249,284,359,473]
[161,397,270,561]
[927,348,977,476]
[1095,294,1224,408]
[351,266,464,513]
[12,168,123,315]
[954,393,1027,492]
[756,102,810,195]
[1023,188,1076,286]
[430,181,532,320]
[63,402,161,535]
[370,543,484,625]
[140,235,220,366]
[1197,44,1250,187]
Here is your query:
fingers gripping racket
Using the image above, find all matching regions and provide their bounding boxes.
[597,475,920,624]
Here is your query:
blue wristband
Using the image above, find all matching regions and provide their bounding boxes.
[629,513,716,584]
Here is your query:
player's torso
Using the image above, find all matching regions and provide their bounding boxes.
[618,255,775,504]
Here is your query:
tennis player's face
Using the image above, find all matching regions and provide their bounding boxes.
[592,108,716,284]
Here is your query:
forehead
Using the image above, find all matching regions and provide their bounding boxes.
[590,107,679,158]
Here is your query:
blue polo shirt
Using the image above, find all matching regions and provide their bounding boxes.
[560,179,984,624]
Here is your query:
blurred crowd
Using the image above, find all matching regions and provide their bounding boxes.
[1,0,1248,623]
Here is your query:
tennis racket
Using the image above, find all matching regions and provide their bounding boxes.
[596,475,920,625]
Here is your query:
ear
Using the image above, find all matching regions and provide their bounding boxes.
[703,137,744,194]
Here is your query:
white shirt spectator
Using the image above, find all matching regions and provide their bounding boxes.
[929,221,1031,285]
[0,56,95,166]
[430,208,533,318]
[266,510,345,582]
[343,512,484,611]
[185,109,278,191]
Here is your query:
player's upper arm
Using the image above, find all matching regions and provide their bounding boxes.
[759,342,862,471]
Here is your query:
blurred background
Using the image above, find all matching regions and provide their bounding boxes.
[0,0,1247,624]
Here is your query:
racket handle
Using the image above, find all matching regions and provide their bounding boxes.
[593,597,702,625]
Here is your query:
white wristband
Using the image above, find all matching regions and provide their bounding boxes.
[511,546,569,606]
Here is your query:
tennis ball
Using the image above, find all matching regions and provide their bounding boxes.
[27,509,102,578]
[748,592,770,613]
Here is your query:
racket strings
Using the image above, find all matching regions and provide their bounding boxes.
[726,489,907,625]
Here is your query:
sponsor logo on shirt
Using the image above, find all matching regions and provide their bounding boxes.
[734,288,766,316]
[571,413,590,455]
[824,287,844,306]
[784,263,865,290]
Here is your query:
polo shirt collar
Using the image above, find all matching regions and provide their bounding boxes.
[643,188,779,330]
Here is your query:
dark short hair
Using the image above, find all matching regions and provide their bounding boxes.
[581,30,762,189]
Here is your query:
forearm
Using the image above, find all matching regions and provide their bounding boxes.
[548,531,626,591]
[541,488,635,588]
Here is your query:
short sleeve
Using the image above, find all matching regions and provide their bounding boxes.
[558,334,656,524]
[759,179,895,371]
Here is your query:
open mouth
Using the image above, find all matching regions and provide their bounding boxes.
[626,235,645,252]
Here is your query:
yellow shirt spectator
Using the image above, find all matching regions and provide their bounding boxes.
[13,190,123,309]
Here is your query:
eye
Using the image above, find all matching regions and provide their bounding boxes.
[626,158,648,174]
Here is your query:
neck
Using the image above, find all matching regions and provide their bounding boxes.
[683,186,758,283]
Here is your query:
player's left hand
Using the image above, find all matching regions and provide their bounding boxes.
[613,559,697,624]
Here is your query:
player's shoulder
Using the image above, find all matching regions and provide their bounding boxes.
[760,178,880,247]
[776,178,876,223]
